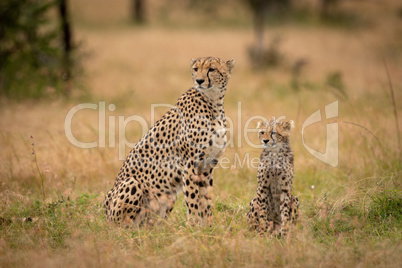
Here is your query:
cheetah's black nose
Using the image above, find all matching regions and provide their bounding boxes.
[196,79,205,85]
[263,139,269,144]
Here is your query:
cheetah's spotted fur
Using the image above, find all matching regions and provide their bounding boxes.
[247,117,299,237]
[104,57,235,226]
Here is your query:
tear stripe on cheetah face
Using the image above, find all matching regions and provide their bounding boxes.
[104,57,235,227]
[247,117,299,238]
[191,57,235,103]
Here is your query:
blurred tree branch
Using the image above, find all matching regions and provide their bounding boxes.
[245,0,290,67]
[58,0,72,90]
[132,0,145,24]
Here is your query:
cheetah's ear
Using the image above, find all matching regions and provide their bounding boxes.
[277,120,293,137]
[226,58,235,74]
[281,120,295,131]
[257,120,262,129]
[191,58,197,66]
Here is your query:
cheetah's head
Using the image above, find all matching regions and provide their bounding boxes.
[191,57,235,94]
[257,117,294,150]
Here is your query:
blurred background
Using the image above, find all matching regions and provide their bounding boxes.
[1,0,401,99]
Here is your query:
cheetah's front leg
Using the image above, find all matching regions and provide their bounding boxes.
[247,194,274,234]
[197,173,213,226]
[279,190,292,237]
[182,173,212,226]
[291,195,300,224]
[247,197,260,230]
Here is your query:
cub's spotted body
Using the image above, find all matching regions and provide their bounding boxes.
[104,57,235,226]
[247,117,299,237]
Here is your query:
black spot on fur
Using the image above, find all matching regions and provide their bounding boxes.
[131,186,137,195]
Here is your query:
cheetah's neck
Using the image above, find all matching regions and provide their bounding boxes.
[198,86,227,106]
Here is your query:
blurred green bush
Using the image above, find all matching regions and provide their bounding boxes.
[0,0,79,99]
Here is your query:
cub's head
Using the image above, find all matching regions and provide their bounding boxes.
[257,117,294,150]
[191,57,235,91]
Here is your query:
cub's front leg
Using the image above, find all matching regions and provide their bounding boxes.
[247,195,273,234]
[279,190,292,237]
[247,197,260,230]
[291,195,300,224]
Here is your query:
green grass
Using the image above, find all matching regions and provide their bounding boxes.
[1,175,401,267]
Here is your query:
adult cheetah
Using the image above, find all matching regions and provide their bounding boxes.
[104,57,235,226]
[247,117,299,237]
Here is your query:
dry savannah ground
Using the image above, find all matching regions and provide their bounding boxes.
[0,0,401,267]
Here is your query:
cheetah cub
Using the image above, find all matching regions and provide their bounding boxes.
[247,117,299,237]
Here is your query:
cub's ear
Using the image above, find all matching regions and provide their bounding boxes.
[226,58,235,73]
[257,120,262,129]
[191,58,197,66]
[280,120,295,132]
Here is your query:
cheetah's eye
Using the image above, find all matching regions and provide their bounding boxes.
[209,68,216,72]
[193,68,198,72]
[260,131,265,135]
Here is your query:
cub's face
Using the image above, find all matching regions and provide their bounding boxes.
[191,57,235,91]
[258,118,294,150]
